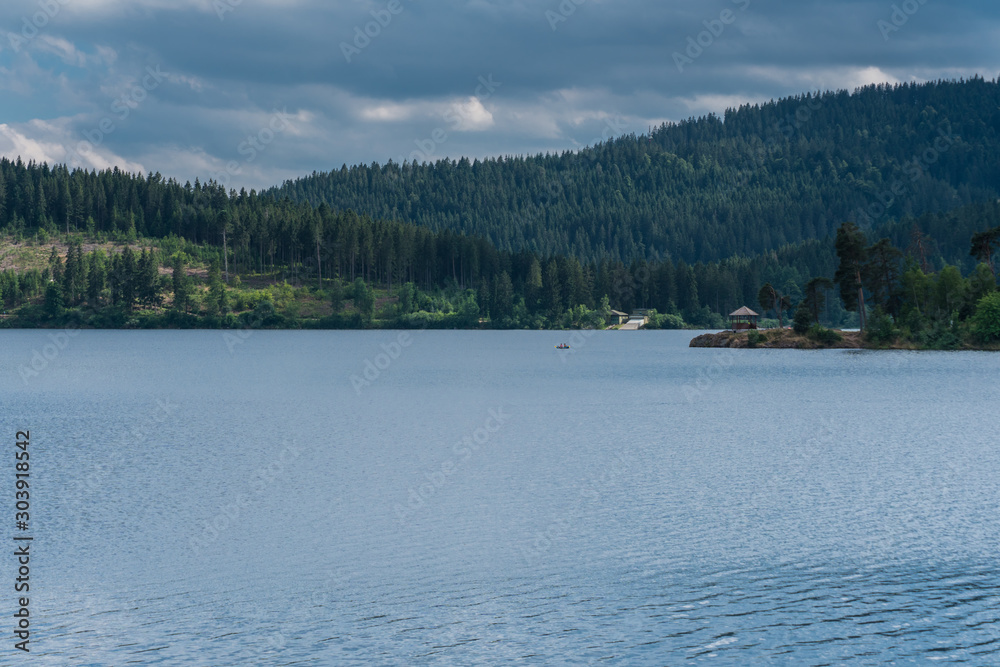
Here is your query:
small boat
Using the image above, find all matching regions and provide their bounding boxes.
[556,344,570,349]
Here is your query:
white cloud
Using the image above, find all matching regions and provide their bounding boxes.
[62,0,310,18]
[447,96,494,132]
[0,119,145,173]
[360,103,418,122]
[35,35,88,67]
[741,65,901,93]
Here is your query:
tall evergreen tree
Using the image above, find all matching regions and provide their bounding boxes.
[172,253,191,313]
[835,222,869,329]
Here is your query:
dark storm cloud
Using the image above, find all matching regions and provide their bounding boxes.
[0,0,996,188]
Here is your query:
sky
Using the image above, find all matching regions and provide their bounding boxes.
[0,0,997,191]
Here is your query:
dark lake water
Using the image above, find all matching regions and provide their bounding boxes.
[2,329,999,665]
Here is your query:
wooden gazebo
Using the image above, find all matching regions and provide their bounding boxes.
[729,306,759,331]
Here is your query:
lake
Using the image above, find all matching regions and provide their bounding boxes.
[2,329,999,665]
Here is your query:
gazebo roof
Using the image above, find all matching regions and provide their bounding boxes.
[729,306,759,317]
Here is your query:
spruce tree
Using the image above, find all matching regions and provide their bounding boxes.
[172,253,190,313]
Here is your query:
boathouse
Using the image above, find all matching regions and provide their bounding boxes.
[609,310,629,326]
[729,306,759,331]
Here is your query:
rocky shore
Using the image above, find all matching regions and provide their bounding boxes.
[689,329,865,349]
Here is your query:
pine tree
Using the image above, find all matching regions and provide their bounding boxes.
[544,260,561,318]
[137,249,162,308]
[120,246,137,311]
[793,300,812,334]
[44,281,63,319]
[353,278,375,323]
[62,243,80,306]
[493,271,513,319]
[87,251,106,307]
[172,253,190,313]
[330,278,344,312]
[207,258,227,316]
[835,222,869,329]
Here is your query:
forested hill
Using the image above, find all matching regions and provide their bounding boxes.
[268,77,1000,265]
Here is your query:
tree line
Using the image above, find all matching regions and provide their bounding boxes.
[752,221,1000,347]
[269,77,1000,265]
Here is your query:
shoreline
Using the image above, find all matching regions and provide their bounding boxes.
[689,329,1000,351]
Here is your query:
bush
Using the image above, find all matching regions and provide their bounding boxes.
[917,316,962,349]
[807,324,842,344]
[865,307,897,345]
[793,301,812,334]
[233,289,273,312]
[644,312,686,329]
[971,292,1000,343]
[747,330,765,347]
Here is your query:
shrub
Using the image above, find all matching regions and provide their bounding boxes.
[747,330,765,347]
[793,301,812,334]
[917,316,961,349]
[865,307,897,345]
[807,324,842,344]
[645,312,685,329]
[971,292,1000,343]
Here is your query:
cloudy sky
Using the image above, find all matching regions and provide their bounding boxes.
[0,0,996,190]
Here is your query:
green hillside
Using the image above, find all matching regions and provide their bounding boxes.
[269,77,1000,265]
